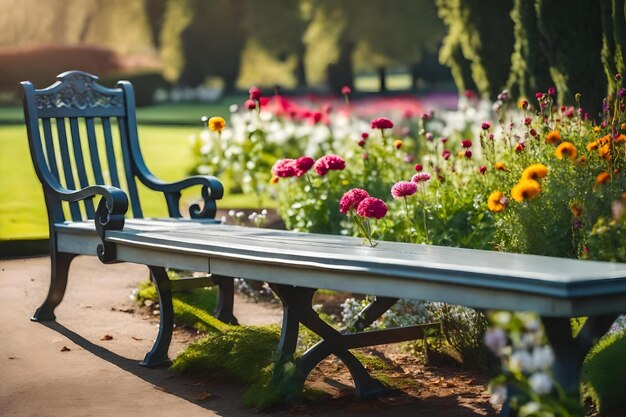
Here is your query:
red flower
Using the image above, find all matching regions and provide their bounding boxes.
[411,172,431,183]
[371,117,394,130]
[249,86,262,101]
[548,87,556,97]
[442,150,451,160]
[391,181,418,199]
[341,85,351,95]
[295,156,315,176]
[361,132,369,140]
[339,188,369,214]
[311,111,323,124]
[464,149,472,159]
[481,122,491,130]
[524,117,532,126]
[358,138,366,147]
[414,163,423,172]
[461,139,472,148]
[244,99,256,111]
[271,159,297,178]
[479,166,487,175]
[314,154,346,176]
[356,197,388,219]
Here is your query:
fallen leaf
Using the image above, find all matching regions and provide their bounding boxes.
[192,391,214,401]
[131,336,143,341]
[79,304,92,309]
[8,356,18,360]
[60,346,71,352]
[100,335,114,341]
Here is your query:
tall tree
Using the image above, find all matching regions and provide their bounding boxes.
[600,0,626,94]
[143,0,169,50]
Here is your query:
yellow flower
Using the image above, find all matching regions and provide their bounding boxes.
[208,116,226,132]
[595,172,610,186]
[555,142,577,160]
[494,162,510,172]
[487,191,507,212]
[621,123,626,131]
[586,140,599,151]
[599,143,611,160]
[545,130,561,145]
[270,175,279,184]
[511,179,541,202]
[616,134,626,143]
[393,139,403,150]
[521,163,548,180]
[594,126,600,133]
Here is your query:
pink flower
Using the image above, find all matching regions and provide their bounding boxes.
[244,99,256,111]
[314,154,346,176]
[362,153,369,160]
[442,150,451,160]
[339,188,369,214]
[271,159,297,178]
[341,85,351,95]
[464,149,472,159]
[479,166,487,175]
[361,132,369,140]
[371,117,394,130]
[391,181,418,199]
[311,111,323,124]
[411,172,431,183]
[356,197,388,219]
[440,137,448,144]
[425,132,434,141]
[548,87,556,97]
[358,138,366,147]
[615,73,622,81]
[294,156,315,176]
[535,92,544,100]
[461,139,472,148]
[414,163,423,172]
[530,128,537,137]
[524,117,532,126]
[481,122,491,130]
[249,86,261,101]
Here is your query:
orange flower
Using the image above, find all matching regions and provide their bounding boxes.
[521,163,548,180]
[616,134,626,143]
[555,142,577,160]
[570,203,582,218]
[594,126,600,133]
[621,123,626,131]
[393,139,403,150]
[487,191,507,212]
[208,116,226,132]
[546,130,561,145]
[599,143,611,160]
[577,156,587,164]
[270,175,279,184]
[587,140,599,151]
[511,179,541,202]
[494,162,510,172]
[595,172,610,186]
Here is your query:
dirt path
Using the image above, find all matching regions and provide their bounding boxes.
[0,256,496,416]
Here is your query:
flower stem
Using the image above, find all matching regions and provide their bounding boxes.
[403,197,414,242]
[421,185,429,244]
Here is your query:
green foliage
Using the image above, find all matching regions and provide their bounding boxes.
[582,330,626,414]
[100,70,170,107]
[600,0,626,95]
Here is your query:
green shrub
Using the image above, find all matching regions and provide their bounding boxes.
[100,70,170,107]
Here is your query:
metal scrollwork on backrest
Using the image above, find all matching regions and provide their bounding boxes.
[35,71,122,110]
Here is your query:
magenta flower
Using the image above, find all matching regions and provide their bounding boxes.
[339,188,369,214]
[295,156,315,176]
[311,111,323,124]
[442,150,451,160]
[244,99,256,111]
[361,132,369,140]
[535,92,544,100]
[547,87,556,97]
[271,159,297,178]
[481,122,491,130]
[371,117,394,130]
[411,172,431,183]
[414,163,423,172]
[358,138,366,147]
[615,73,622,81]
[425,132,434,141]
[479,166,487,175]
[391,181,418,199]
[314,154,346,176]
[356,197,388,219]
[341,85,351,95]
[464,149,472,159]
[524,117,532,126]
[249,86,261,101]
[461,139,472,148]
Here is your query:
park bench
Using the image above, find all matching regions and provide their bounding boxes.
[23,72,626,415]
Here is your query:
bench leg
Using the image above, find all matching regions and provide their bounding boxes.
[212,275,238,325]
[348,296,398,332]
[271,284,388,399]
[31,252,76,322]
[140,266,173,367]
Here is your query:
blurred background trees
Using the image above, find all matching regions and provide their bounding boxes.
[0,0,624,114]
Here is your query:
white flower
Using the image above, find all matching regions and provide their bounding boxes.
[509,350,533,373]
[489,385,507,406]
[532,346,554,370]
[229,104,238,113]
[528,372,552,395]
[228,209,236,217]
[484,328,508,353]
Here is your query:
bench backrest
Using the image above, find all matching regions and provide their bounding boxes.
[21,71,150,223]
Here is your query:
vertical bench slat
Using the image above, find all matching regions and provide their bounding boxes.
[55,118,82,221]
[85,117,105,185]
[117,116,143,218]
[101,117,121,188]
[41,118,59,181]
[69,118,95,218]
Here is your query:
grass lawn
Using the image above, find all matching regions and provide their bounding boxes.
[0,113,274,240]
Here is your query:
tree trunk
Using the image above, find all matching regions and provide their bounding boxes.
[378,66,387,92]
[326,35,354,94]
[294,45,307,88]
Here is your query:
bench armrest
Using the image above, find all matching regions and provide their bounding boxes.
[138,173,224,219]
